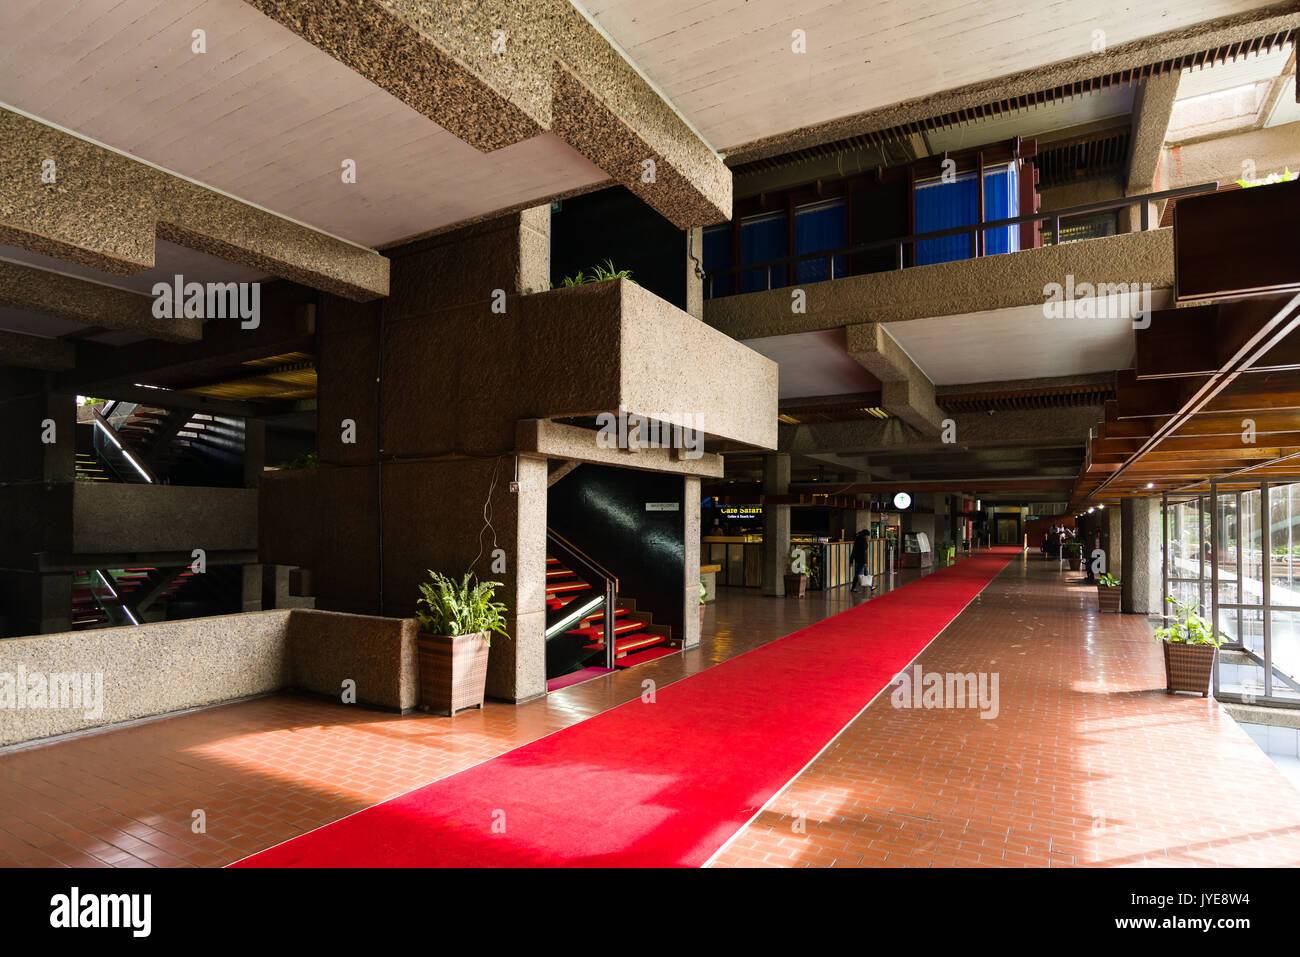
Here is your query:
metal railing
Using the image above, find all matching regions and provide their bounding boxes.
[545,528,618,670]
[705,181,1219,298]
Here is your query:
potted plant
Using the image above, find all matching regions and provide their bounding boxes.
[414,571,509,716]
[784,546,808,598]
[698,577,707,630]
[1097,572,1121,613]
[1153,597,1221,697]
[1063,540,1082,570]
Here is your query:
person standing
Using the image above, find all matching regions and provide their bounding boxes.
[849,529,873,594]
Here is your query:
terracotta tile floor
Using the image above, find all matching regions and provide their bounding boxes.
[4,552,1297,867]
[0,564,928,868]
[712,552,1300,868]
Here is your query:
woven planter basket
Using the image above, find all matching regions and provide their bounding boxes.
[1162,640,1217,697]
[418,630,491,716]
[1096,586,1121,613]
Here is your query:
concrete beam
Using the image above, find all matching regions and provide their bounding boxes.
[516,419,724,478]
[781,404,1102,455]
[0,329,74,371]
[845,323,944,433]
[708,230,1173,340]
[0,260,202,343]
[0,107,388,301]
[1127,72,1182,195]
[724,5,1300,165]
[243,0,730,228]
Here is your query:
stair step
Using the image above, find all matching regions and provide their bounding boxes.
[545,581,587,595]
[583,632,665,656]
[566,619,644,640]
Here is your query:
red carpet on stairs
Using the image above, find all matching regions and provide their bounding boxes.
[234,548,1021,868]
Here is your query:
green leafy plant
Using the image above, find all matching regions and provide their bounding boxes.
[1064,540,1082,553]
[787,545,809,575]
[699,577,707,604]
[551,260,638,289]
[1098,572,1120,587]
[1235,167,1296,188]
[1153,596,1221,648]
[415,571,509,645]
[277,451,317,471]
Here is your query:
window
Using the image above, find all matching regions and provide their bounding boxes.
[914,164,1019,266]
[793,199,846,284]
[739,212,787,293]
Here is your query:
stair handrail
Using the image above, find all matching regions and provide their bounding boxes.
[89,406,158,484]
[547,527,619,670]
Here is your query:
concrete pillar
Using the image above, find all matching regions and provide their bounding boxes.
[1121,497,1162,615]
[241,563,263,612]
[243,418,265,487]
[682,475,701,648]
[0,370,75,636]
[685,226,704,320]
[762,453,791,596]
[309,206,554,702]
[1105,506,1123,582]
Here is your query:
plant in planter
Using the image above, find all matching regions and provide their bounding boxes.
[1063,540,1082,570]
[783,545,809,597]
[698,577,707,629]
[1153,597,1222,697]
[1096,572,1121,613]
[415,571,509,716]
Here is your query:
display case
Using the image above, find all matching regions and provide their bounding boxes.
[901,531,933,568]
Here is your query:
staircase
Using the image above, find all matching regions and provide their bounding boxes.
[70,565,238,630]
[545,548,672,681]
[80,401,246,485]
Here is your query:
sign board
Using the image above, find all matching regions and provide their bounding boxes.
[719,505,762,518]
[645,502,679,512]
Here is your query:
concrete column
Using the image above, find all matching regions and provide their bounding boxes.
[762,453,791,596]
[0,370,75,636]
[243,418,265,487]
[682,475,701,648]
[241,563,263,612]
[686,226,704,320]
[1106,506,1123,582]
[1121,497,1162,615]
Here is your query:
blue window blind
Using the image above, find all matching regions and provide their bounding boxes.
[793,199,846,284]
[982,165,1020,256]
[703,225,733,297]
[914,164,1019,266]
[740,212,787,292]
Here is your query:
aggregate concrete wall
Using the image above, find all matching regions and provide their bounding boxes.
[0,609,417,748]
[73,483,259,555]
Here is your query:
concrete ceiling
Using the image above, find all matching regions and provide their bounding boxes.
[0,240,268,344]
[0,0,609,250]
[741,329,881,399]
[572,0,1274,152]
[885,292,1172,385]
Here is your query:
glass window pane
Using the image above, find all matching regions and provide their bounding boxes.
[793,199,846,284]
[1268,610,1300,700]
[739,213,787,292]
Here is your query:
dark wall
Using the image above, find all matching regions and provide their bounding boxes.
[549,187,688,311]
[548,464,686,637]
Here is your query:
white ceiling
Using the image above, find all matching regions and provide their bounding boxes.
[886,291,1172,385]
[0,0,609,250]
[742,328,881,399]
[573,0,1277,151]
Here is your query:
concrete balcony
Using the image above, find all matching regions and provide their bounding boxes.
[71,482,258,558]
[704,229,1173,341]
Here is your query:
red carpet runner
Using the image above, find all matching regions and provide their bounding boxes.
[236,547,1020,867]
